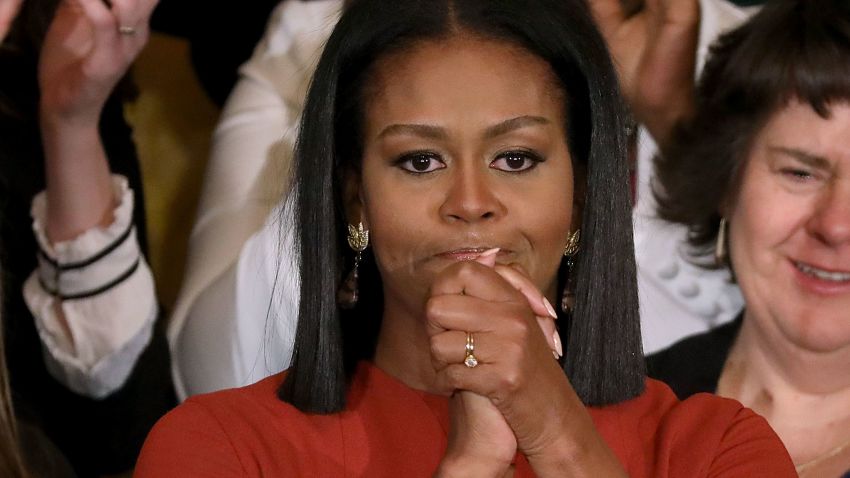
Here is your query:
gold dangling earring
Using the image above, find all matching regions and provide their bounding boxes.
[715,217,727,267]
[561,229,580,314]
[337,222,369,309]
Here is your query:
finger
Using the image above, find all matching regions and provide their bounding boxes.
[430,260,521,304]
[492,264,557,320]
[75,0,122,60]
[432,363,509,397]
[490,264,559,356]
[430,318,557,372]
[0,0,23,42]
[429,329,498,370]
[587,0,626,32]
[474,247,499,268]
[425,294,526,336]
[110,0,154,28]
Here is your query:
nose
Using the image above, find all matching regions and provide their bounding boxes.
[439,164,505,223]
[806,182,850,247]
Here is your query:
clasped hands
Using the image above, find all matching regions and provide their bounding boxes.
[427,250,596,477]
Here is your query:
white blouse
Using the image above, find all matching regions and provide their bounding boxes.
[23,175,157,398]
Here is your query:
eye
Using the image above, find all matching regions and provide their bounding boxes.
[490,150,544,172]
[780,168,816,182]
[396,152,445,174]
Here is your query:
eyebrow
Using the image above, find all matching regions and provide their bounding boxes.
[768,146,830,170]
[377,115,551,140]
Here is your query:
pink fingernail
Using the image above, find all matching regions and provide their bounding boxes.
[543,297,558,319]
[552,331,563,358]
[475,248,500,267]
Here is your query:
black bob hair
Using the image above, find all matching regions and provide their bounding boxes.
[281,0,644,413]
[655,0,850,264]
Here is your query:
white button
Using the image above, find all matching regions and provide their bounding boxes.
[658,261,679,280]
[678,282,700,298]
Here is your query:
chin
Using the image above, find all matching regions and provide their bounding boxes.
[780,311,850,353]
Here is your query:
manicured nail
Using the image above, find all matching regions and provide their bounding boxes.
[552,331,563,358]
[475,248,500,267]
[543,297,558,319]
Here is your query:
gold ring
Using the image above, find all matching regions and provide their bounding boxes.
[464,333,478,368]
[118,26,137,35]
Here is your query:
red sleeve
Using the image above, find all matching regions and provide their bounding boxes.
[134,400,246,477]
[707,406,796,477]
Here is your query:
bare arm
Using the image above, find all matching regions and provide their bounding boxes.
[38,0,157,242]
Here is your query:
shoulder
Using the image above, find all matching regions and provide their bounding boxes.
[135,373,305,476]
[592,379,795,477]
[646,317,741,399]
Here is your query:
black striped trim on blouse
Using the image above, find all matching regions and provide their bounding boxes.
[37,220,135,271]
[39,258,140,301]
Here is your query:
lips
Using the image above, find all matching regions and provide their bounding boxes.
[437,247,506,262]
[794,261,850,282]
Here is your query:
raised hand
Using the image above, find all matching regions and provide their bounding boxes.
[37,0,157,242]
[0,0,23,42]
[39,0,157,125]
[589,0,700,147]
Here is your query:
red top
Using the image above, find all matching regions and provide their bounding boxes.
[136,363,795,477]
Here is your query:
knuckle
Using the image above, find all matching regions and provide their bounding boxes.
[424,296,443,321]
[499,370,522,394]
[446,366,465,388]
[429,335,443,357]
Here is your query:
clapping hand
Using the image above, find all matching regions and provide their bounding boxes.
[589,0,700,147]
[0,0,23,42]
[39,0,158,126]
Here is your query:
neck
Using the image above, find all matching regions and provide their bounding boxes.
[718,313,850,465]
[373,298,439,394]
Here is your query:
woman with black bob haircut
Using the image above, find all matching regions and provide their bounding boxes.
[137,0,795,475]
[648,0,850,476]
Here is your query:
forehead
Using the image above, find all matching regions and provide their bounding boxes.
[363,34,565,133]
[756,100,850,158]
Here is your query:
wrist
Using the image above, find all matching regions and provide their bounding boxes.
[435,455,510,478]
[525,432,626,478]
[39,101,102,133]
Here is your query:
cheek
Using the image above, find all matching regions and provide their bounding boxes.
[730,177,807,263]
[360,182,429,276]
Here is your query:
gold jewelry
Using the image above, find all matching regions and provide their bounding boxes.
[795,435,850,474]
[118,25,137,35]
[464,333,478,368]
[337,222,369,309]
[563,229,581,257]
[347,222,369,252]
[561,229,580,314]
[715,217,727,266]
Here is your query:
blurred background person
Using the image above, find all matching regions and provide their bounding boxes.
[1,0,175,475]
[167,0,341,398]
[618,0,850,476]
[590,0,764,353]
